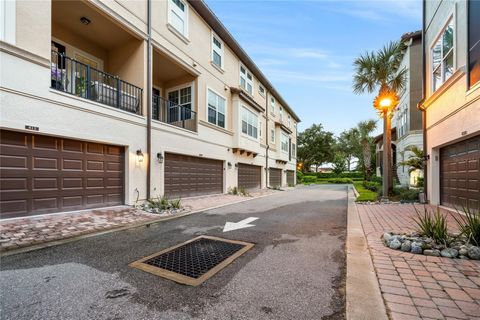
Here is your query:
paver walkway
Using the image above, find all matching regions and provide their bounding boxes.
[0,189,274,253]
[357,204,480,320]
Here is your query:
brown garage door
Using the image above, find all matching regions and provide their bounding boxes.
[286,170,295,186]
[269,168,282,188]
[440,135,479,211]
[164,153,223,198]
[238,164,261,190]
[0,130,124,219]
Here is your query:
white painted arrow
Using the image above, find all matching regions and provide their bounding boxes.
[223,217,259,232]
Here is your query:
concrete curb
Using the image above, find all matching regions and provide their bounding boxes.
[346,186,388,320]
[0,192,277,257]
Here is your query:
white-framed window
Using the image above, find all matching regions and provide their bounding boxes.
[292,143,296,158]
[167,84,193,120]
[431,18,454,92]
[0,0,15,44]
[207,88,226,128]
[270,97,275,114]
[241,106,258,138]
[279,107,283,121]
[287,115,291,128]
[270,129,275,143]
[240,65,253,95]
[259,121,262,137]
[211,33,223,69]
[281,133,289,152]
[259,84,265,97]
[168,0,188,37]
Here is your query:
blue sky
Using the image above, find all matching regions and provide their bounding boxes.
[204,0,422,136]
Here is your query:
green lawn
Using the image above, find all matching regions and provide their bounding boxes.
[353,181,378,202]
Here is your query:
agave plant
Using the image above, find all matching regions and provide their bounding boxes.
[451,206,480,246]
[412,206,449,244]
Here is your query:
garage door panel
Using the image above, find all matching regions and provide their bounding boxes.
[0,130,125,218]
[238,164,261,190]
[164,153,223,198]
[286,170,295,185]
[269,168,282,187]
[440,135,480,211]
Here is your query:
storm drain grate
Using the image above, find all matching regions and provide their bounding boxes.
[130,236,254,286]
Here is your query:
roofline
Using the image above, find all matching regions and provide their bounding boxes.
[188,0,301,122]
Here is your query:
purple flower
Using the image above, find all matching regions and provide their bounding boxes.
[51,66,63,80]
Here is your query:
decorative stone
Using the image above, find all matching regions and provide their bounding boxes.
[382,232,392,244]
[468,246,480,260]
[411,242,424,254]
[459,255,469,259]
[423,249,441,257]
[440,248,458,258]
[459,247,468,256]
[389,239,402,250]
[401,240,412,252]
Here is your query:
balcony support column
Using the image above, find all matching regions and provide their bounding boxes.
[146,0,152,200]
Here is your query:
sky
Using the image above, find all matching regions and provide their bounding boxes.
[204,0,422,136]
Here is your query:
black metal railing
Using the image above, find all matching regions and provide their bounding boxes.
[51,51,142,114]
[152,94,197,132]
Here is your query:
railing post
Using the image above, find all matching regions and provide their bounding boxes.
[86,65,91,99]
[117,77,121,109]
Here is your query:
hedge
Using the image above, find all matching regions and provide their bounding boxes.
[303,172,364,179]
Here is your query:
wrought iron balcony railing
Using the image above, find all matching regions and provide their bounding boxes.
[51,51,142,114]
[152,94,197,132]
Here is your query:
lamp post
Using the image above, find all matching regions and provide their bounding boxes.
[374,87,399,200]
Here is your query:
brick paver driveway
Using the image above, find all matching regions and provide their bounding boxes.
[358,204,480,320]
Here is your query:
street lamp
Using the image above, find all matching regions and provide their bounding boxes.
[373,87,399,200]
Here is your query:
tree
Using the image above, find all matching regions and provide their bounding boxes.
[336,128,361,171]
[353,41,407,195]
[398,146,424,174]
[331,152,348,175]
[297,124,335,172]
[357,120,377,181]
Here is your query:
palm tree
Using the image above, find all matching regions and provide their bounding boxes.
[399,146,424,173]
[353,41,407,196]
[357,120,377,181]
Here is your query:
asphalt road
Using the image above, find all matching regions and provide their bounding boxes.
[0,184,348,320]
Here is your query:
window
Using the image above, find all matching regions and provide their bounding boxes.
[468,0,480,88]
[270,129,275,143]
[270,97,275,114]
[431,19,454,92]
[259,121,262,137]
[211,34,223,69]
[288,115,291,128]
[241,107,258,138]
[281,133,289,152]
[292,143,296,158]
[0,0,15,44]
[279,107,283,121]
[168,0,188,37]
[240,65,253,95]
[259,85,265,96]
[207,89,226,128]
[168,85,192,120]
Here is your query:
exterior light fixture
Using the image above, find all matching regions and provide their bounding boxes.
[157,152,164,163]
[234,163,239,169]
[80,17,91,25]
[227,162,232,169]
[136,149,144,163]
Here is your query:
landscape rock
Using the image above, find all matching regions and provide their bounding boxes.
[411,242,423,254]
[389,239,402,250]
[401,240,412,252]
[423,249,441,257]
[468,246,480,260]
[382,232,393,244]
[459,247,468,256]
[440,248,458,258]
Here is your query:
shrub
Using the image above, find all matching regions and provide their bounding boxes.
[228,186,238,195]
[302,176,316,183]
[147,195,170,211]
[416,176,424,188]
[452,206,480,246]
[327,178,353,184]
[238,187,250,196]
[363,181,380,192]
[296,170,304,182]
[413,206,449,243]
[371,175,382,184]
[170,198,181,209]
[303,172,363,179]
[393,186,420,201]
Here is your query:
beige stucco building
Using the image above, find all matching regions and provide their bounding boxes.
[0,0,300,219]
[421,0,479,210]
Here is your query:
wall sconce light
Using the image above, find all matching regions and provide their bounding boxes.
[423,154,430,161]
[80,17,91,25]
[136,149,144,163]
[227,162,232,169]
[157,152,164,163]
[234,163,239,169]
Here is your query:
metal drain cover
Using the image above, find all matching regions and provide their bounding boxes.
[130,236,254,286]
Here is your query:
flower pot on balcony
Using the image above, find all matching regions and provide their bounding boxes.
[51,79,64,90]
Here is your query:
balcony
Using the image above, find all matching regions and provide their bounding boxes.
[152,94,197,132]
[51,51,142,114]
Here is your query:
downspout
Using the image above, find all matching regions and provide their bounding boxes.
[417,0,428,202]
[146,0,152,200]
[265,90,269,188]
